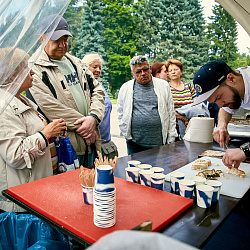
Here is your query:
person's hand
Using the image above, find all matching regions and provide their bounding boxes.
[84,130,98,146]
[175,111,188,123]
[213,126,230,148]
[222,148,246,169]
[74,116,97,138]
[41,119,67,140]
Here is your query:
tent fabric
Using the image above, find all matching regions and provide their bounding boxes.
[0,0,71,115]
[216,0,250,35]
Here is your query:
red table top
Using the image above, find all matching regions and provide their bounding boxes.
[7,169,193,244]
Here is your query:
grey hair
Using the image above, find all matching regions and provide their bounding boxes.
[130,55,149,71]
[82,54,103,66]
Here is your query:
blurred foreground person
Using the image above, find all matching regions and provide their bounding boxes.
[0,48,66,212]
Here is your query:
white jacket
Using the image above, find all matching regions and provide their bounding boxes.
[117,77,177,144]
[0,95,53,212]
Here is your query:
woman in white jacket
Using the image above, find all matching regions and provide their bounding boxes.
[0,48,66,212]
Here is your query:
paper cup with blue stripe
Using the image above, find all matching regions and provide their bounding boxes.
[191,176,206,197]
[127,160,141,168]
[170,172,185,193]
[139,169,154,187]
[151,167,164,174]
[206,180,222,203]
[196,185,214,208]
[138,164,152,170]
[81,185,94,205]
[151,173,165,190]
[95,165,115,192]
[125,167,140,183]
[179,179,195,199]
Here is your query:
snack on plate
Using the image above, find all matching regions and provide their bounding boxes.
[79,166,95,187]
[226,167,245,178]
[197,169,224,179]
[191,159,211,170]
[200,150,225,158]
[94,151,118,172]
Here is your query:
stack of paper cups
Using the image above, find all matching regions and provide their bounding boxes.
[94,165,116,228]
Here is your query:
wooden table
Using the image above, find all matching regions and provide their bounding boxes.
[3,140,249,248]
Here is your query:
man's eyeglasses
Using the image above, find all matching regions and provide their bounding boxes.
[131,57,147,65]
[135,67,150,74]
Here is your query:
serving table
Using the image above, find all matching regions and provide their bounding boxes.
[2,140,249,248]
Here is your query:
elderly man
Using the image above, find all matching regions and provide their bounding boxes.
[117,55,177,155]
[193,60,250,169]
[28,16,105,167]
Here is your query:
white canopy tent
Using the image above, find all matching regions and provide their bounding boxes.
[0,0,71,114]
[216,0,250,35]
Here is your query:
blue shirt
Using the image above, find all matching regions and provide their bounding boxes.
[99,83,112,142]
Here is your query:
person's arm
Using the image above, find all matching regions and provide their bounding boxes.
[175,111,188,123]
[74,68,105,140]
[30,72,84,130]
[117,85,126,137]
[166,85,178,143]
[0,111,66,169]
[213,108,232,148]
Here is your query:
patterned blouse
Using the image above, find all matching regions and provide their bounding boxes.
[169,81,198,109]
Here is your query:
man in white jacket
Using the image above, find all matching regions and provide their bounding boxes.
[117,55,177,155]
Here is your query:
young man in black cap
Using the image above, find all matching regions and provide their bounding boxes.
[192,60,250,169]
[28,16,105,167]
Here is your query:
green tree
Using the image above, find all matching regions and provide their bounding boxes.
[103,0,138,93]
[161,0,209,81]
[207,4,239,67]
[76,0,110,91]
[136,0,209,81]
[135,0,164,59]
[64,0,84,56]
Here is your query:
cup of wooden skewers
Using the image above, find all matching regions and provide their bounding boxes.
[79,166,95,205]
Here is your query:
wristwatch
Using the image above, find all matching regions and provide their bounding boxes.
[240,142,250,158]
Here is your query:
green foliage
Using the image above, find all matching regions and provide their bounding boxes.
[207,4,238,65]
[103,0,139,91]
[64,0,84,55]
[75,0,110,92]
[230,52,250,69]
[136,0,209,82]
[63,1,247,93]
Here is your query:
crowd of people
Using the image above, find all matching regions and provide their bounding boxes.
[1,15,250,216]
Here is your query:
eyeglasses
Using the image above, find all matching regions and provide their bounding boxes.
[131,57,147,65]
[135,67,150,74]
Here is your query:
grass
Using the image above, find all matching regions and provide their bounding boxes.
[111,99,117,104]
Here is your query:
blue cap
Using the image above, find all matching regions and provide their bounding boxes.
[42,15,72,41]
[192,60,232,106]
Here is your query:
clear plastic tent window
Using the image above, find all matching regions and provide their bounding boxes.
[0,0,71,114]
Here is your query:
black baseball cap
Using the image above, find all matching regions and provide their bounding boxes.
[43,15,72,41]
[192,60,232,106]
